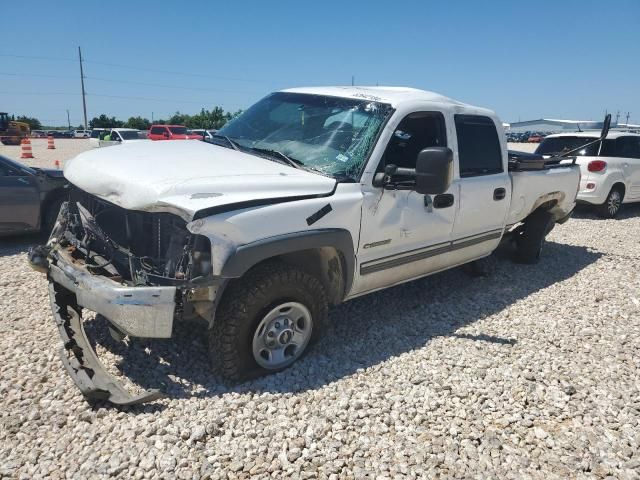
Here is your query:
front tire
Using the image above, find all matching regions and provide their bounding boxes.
[515,210,554,264]
[596,186,623,218]
[209,261,328,382]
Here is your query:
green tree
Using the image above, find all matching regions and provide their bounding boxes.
[15,115,42,130]
[124,116,151,130]
[89,114,124,128]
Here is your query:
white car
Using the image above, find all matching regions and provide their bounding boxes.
[90,128,149,148]
[536,132,640,217]
[190,129,218,140]
[73,130,91,138]
[31,86,582,404]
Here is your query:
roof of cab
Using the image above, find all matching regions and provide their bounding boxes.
[281,86,486,111]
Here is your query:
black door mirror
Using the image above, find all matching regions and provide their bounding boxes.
[415,147,453,195]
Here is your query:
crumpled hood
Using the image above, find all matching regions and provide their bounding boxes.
[64,140,336,220]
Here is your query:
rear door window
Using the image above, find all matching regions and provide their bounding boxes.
[150,126,165,135]
[615,136,640,159]
[454,115,503,177]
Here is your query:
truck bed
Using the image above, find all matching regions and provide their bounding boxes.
[507,163,580,226]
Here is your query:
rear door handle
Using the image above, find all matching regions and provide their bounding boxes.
[433,193,454,209]
[493,188,506,201]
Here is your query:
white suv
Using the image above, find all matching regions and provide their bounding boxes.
[536,132,640,217]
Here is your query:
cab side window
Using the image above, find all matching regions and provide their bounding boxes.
[379,111,446,171]
[150,126,164,135]
[455,115,503,177]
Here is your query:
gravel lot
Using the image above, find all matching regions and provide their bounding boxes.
[0,138,92,169]
[1,140,639,479]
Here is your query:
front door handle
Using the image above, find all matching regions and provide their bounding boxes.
[493,188,506,201]
[433,193,454,209]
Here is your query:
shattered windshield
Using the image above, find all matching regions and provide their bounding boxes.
[217,92,393,180]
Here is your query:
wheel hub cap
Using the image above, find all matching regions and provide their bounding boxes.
[252,302,313,370]
[608,191,621,215]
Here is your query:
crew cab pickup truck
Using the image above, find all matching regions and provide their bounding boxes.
[29,87,582,405]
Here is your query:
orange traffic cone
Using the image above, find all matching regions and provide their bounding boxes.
[21,138,34,159]
[47,135,56,149]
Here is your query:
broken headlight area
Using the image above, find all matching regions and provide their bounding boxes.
[60,188,213,289]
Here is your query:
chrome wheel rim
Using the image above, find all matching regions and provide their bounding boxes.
[608,190,621,216]
[252,302,312,370]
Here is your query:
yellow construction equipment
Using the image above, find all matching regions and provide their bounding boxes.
[0,112,31,145]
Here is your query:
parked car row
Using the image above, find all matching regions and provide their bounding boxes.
[506,131,552,143]
[30,130,91,139]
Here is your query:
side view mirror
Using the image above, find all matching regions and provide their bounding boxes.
[415,147,454,194]
[372,147,453,194]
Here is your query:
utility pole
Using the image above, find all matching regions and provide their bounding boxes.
[615,110,620,125]
[78,46,88,131]
[625,111,631,127]
[152,112,154,123]
[351,75,354,86]
[66,109,71,130]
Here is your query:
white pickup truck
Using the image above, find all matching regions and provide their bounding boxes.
[30,87,584,404]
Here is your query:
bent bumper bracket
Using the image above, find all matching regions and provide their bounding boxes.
[49,282,164,406]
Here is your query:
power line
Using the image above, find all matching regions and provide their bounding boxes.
[0,72,77,79]
[0,53,76,62]
[0,53,275,84]
[85,76,264,94]
[0,71,266,95]
[82,58,272,84]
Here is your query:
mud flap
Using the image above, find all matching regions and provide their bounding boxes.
[49,282,164,406]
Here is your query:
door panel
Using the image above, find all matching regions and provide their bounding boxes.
[450,114,510,261]
[0,175,40,232]
[355,186,457,294]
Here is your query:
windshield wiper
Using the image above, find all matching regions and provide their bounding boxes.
[207,134,240,151]
[249,147,304,169]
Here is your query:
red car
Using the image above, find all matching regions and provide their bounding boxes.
[527,134,545,143]
[147,125,202,141]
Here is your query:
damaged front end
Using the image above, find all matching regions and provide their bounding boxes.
[29,188,218,405]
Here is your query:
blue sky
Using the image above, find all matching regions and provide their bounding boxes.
[2,0,639,126]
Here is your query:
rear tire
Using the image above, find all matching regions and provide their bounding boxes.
[515,210,554,264]
[596,186,623,218]
[209,261,328,382]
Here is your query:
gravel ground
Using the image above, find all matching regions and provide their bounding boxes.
[1,138,639,479]
[0,138,91,169]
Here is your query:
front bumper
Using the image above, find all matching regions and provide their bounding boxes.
[47,281,164,405]
[48,248,176,338]
[30,246,175,405]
